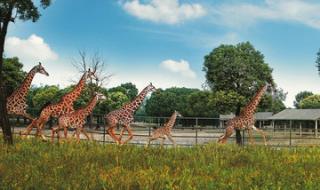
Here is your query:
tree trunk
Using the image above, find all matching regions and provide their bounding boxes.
[235,105,242,146]
[0,53,13,144]
[0,6,14,144]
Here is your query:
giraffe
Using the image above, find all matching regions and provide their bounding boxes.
[146,110,182,147]
[20,69,97,140]
[51,92,106,143]
[218,84,269,145]
[104,83,156,144]
[6,62,49,120]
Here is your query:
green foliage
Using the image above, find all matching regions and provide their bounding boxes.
[300,95,320,109]
[28,85,60,115]
[294,91,314,108]
[203,42,278,114]
[0,0,51,23]
[2,57,26,95]
[186,90,217,117]
[1,139,320,189]
[145,87,199,117]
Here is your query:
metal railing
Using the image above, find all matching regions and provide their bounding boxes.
[4,115,320,147]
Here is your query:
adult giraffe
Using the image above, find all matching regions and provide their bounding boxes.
[20,69,97,140]
[7,62,49,120]
[104,83,156,144]
[218,83,269,145]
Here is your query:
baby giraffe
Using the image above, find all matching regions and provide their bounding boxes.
[146,111,182,147]
[51,92,106,143]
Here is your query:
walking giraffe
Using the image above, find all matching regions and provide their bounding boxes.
[7,62,49,120]
[51,92,106,143]
[20,69,97,140]
[146,110,182,147]
[104,83,156,144]
[218,84,269,145]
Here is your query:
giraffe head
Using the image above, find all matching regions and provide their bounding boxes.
[35,62,49,76]
[86,68,98,82]
[174,110,183,117]
[146,82,157,92]
[95,92,107,101]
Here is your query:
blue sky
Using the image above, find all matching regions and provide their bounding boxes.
[5,0,320,107]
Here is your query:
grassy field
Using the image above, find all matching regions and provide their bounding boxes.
[1,138,320,189]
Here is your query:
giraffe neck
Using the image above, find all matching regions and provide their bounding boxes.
[63,72,87,102]
[125,87,149,113]
[10,67,37,98]
[240,84,267,117]
[83,95,98,117]
[165,112,177,130]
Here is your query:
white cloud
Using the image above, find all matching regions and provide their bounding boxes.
[213,0,320,29]
[160,59,196,78]
[5,34,58,63]
[122,0,206,24]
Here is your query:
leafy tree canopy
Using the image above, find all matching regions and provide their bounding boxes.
[2,57,26,95]
[203,42,278,114]
[300,95,320,109]
[294,91,314,108]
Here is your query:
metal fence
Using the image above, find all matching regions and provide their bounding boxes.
[4,115,320,147]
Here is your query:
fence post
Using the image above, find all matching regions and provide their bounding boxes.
[148,125,151,137]
[289,120,292,147]
[195,118,199,145]
[103,122,106,144]
[242,130,245,146]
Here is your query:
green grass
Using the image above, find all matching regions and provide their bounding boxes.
[1,138,320,190]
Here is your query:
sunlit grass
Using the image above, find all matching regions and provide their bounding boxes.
[1,138,320,189]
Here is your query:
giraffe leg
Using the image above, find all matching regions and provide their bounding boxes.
[160,137,165,147]
[121,125,133,145]
[20,119,37,137]
[251,125,267,146]
[81,127,91,140]
[107,127,121,144]
[119,126,127,141]
[76,128,81,143]
[146,136,158,147]
[38,123,47,141]
[166,134,176,147]
[247,128,254,145]
[51,125,59,143]
[218,125,234,144]
[64,127,68,139]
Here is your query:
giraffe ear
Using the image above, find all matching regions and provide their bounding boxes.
[39,62,42,66]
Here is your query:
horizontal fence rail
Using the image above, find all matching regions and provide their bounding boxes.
[3,114,320,147]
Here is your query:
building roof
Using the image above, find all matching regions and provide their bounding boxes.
[269,109,320,121]
[219,112,273,121]
[255,112,273,120]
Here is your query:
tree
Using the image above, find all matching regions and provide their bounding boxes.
[203,42,275,145]
[145,87,199,117]
[300,95,320,109]
[3,57,26,95]
[186,90,217,117]
[294,91,313,108]
[0,0,51,144]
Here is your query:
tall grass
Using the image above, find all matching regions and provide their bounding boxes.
[1,138,320,189]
